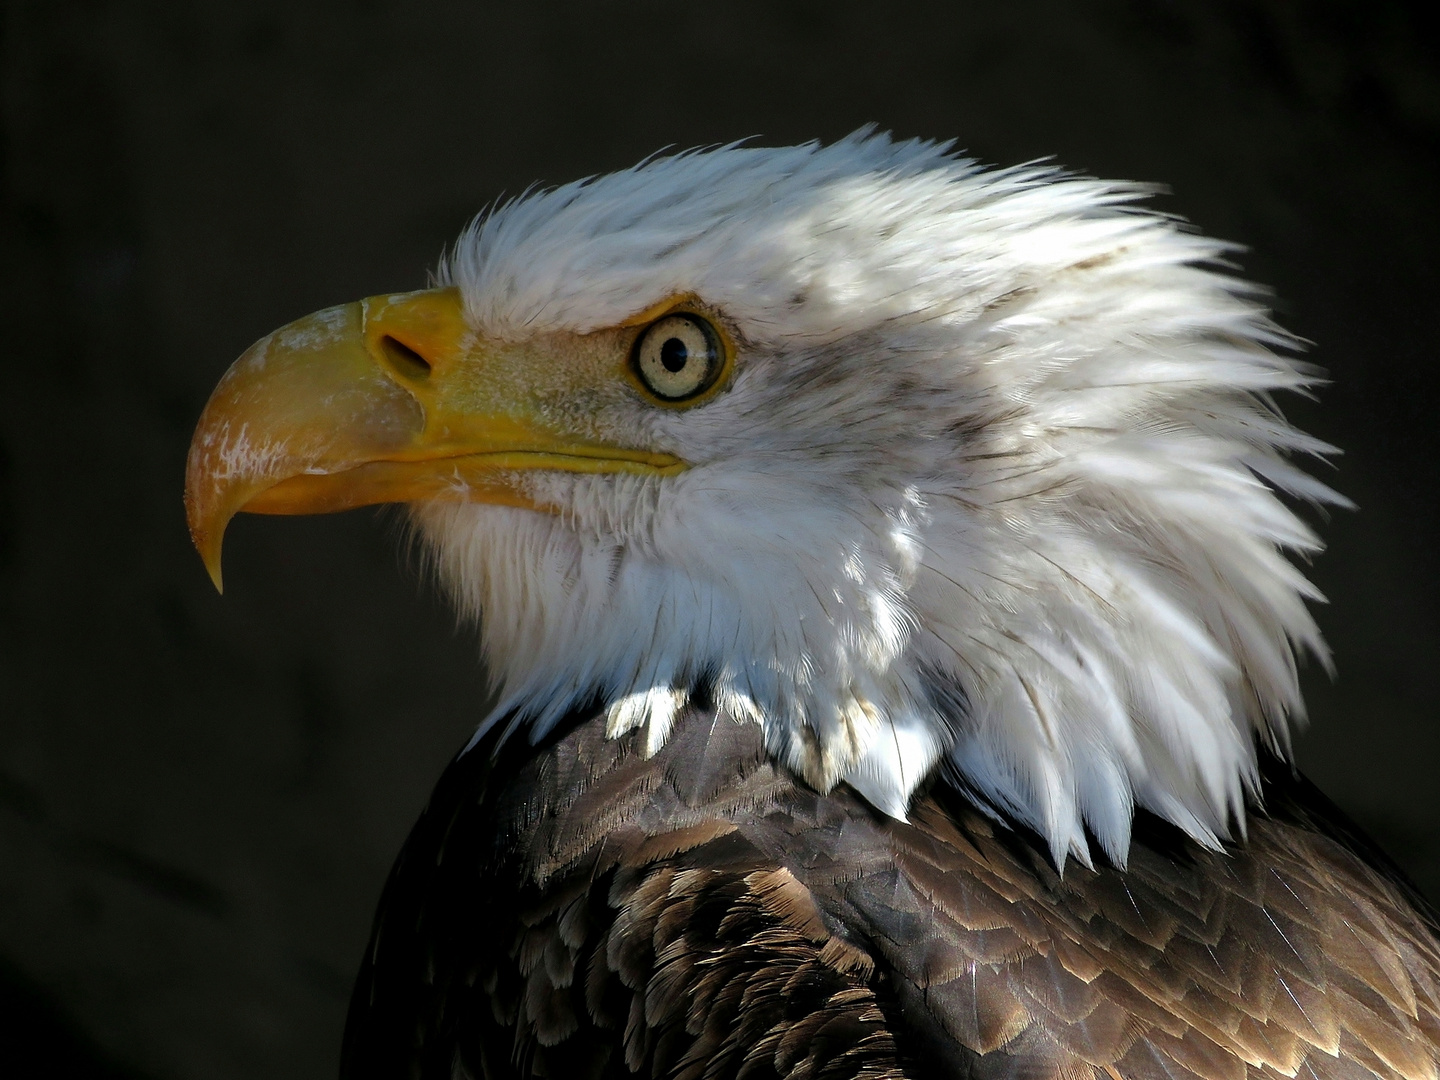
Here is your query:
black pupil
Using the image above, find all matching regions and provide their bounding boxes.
[660,337,689,373]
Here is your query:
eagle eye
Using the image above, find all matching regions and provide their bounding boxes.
[632,313,725,403]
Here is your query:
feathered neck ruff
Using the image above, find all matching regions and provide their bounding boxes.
[414,131,1342,869]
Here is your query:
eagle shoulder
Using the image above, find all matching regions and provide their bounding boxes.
[341,704,1440,1080]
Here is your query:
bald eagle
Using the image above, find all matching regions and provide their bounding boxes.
[186,134,1440,1080]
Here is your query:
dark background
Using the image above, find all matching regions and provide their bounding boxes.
[2,1,1438,1077]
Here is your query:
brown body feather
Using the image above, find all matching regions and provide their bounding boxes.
[340,704,1440,1080]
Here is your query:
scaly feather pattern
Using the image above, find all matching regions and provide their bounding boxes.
[341,704,1440,1080]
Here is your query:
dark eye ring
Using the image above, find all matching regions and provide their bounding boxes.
[632,313,725,403]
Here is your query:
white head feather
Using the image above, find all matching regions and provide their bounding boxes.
[414,131,1342,869]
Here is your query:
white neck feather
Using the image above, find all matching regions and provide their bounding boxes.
[415,133,1343,869]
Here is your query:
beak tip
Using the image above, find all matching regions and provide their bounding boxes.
[188,514,228,595]
[205,559,225,595]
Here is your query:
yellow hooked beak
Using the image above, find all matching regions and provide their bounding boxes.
[185,288,685,591]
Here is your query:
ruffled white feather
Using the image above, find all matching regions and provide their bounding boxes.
[415,131,1344,868]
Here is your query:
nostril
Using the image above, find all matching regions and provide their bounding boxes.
[379,335,432,381]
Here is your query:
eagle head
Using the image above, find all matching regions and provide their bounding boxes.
[186,132,1340,868]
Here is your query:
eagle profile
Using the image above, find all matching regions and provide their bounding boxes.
[185,133,1440,1080]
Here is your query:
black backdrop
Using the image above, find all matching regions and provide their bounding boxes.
[2,2,1438,1077]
